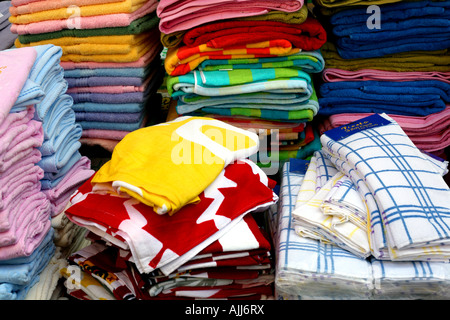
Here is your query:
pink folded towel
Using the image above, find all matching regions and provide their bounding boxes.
[322,68,450,84]
[79,137,119,152]
[42,156,94,217]
[60,40,160,69]
[0,190,51,260]
[0,120,43,173]
[10,0,158,35]
[0,188,48,248]
[0,162,43,216]
[67,85,144,94]
[10,0,125,15]
[80,128,129,140]
[0,107,35,141]
[157,0,304,33]
[0,47,37,125]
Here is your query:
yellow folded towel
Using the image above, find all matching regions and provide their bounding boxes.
[15,33,151,56]
[91,116,259,215]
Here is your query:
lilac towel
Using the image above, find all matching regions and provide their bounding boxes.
[0,190,51,261]
[0,121,43,174]
[68,91,146,104]
[66,76,146,88]
[75,111,143,123]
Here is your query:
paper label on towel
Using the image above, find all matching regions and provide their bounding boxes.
[289,159,310,174]
[325,113,392,141]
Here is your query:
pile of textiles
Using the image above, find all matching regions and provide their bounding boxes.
[315,0,450,162]
[10,0,166,152]
[62,116,279,300]
[161,0,328,173]
[271,155,450,300]
[0,1,17,50]
[0,45,90,300]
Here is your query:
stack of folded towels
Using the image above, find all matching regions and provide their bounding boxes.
[271,113,450,299]
[160,0,328,172]
[62,116,279,300]
[315,0,450,160]
[0,45,92,300]
[10,0,165,152]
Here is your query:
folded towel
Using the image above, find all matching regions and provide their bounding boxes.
[318,80,450,117]
[59,39,156,63]
[182,17,326,51]
[37,133,81,173]
[40,95,76,147]
[292,161,370,258]
[17,12,159,44]
[9,0,148,24]
[11,0,158,36]
[322,68,450,84]
[0,2,17,50]
[69,91,146,104]
[315,0,401,7]
[63,66,149,78]
[165,39,300,76]
[75,111,142,123]
[0,46,37,123]
[321,113,450,261]
[0,120,43,173]
[41,151,82,188]
[42,156,94,217]
[157,0,304,33]
[0,229,55,300]
[79,137,120,153]
[176,92,312,114]
[0,193,51,261]
[16,32,152,52]
[81,128,129,140]
[72,102,145,114]
[193,91,319,122]
[77,117,146,131]
[90,116,259,215]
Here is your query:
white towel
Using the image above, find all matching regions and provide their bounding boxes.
[321,113,450,261]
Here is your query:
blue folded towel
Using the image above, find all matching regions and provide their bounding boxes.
[318,80,450,116]
[0,229,55,300]
[330,0,450,59]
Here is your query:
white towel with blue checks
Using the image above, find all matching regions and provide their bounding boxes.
[321,113,450,261]
[273,160,374,299]
[371,258,450,299]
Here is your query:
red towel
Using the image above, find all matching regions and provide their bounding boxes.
[182,17,327,51]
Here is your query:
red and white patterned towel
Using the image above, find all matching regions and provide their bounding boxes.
[65,159,277,275]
